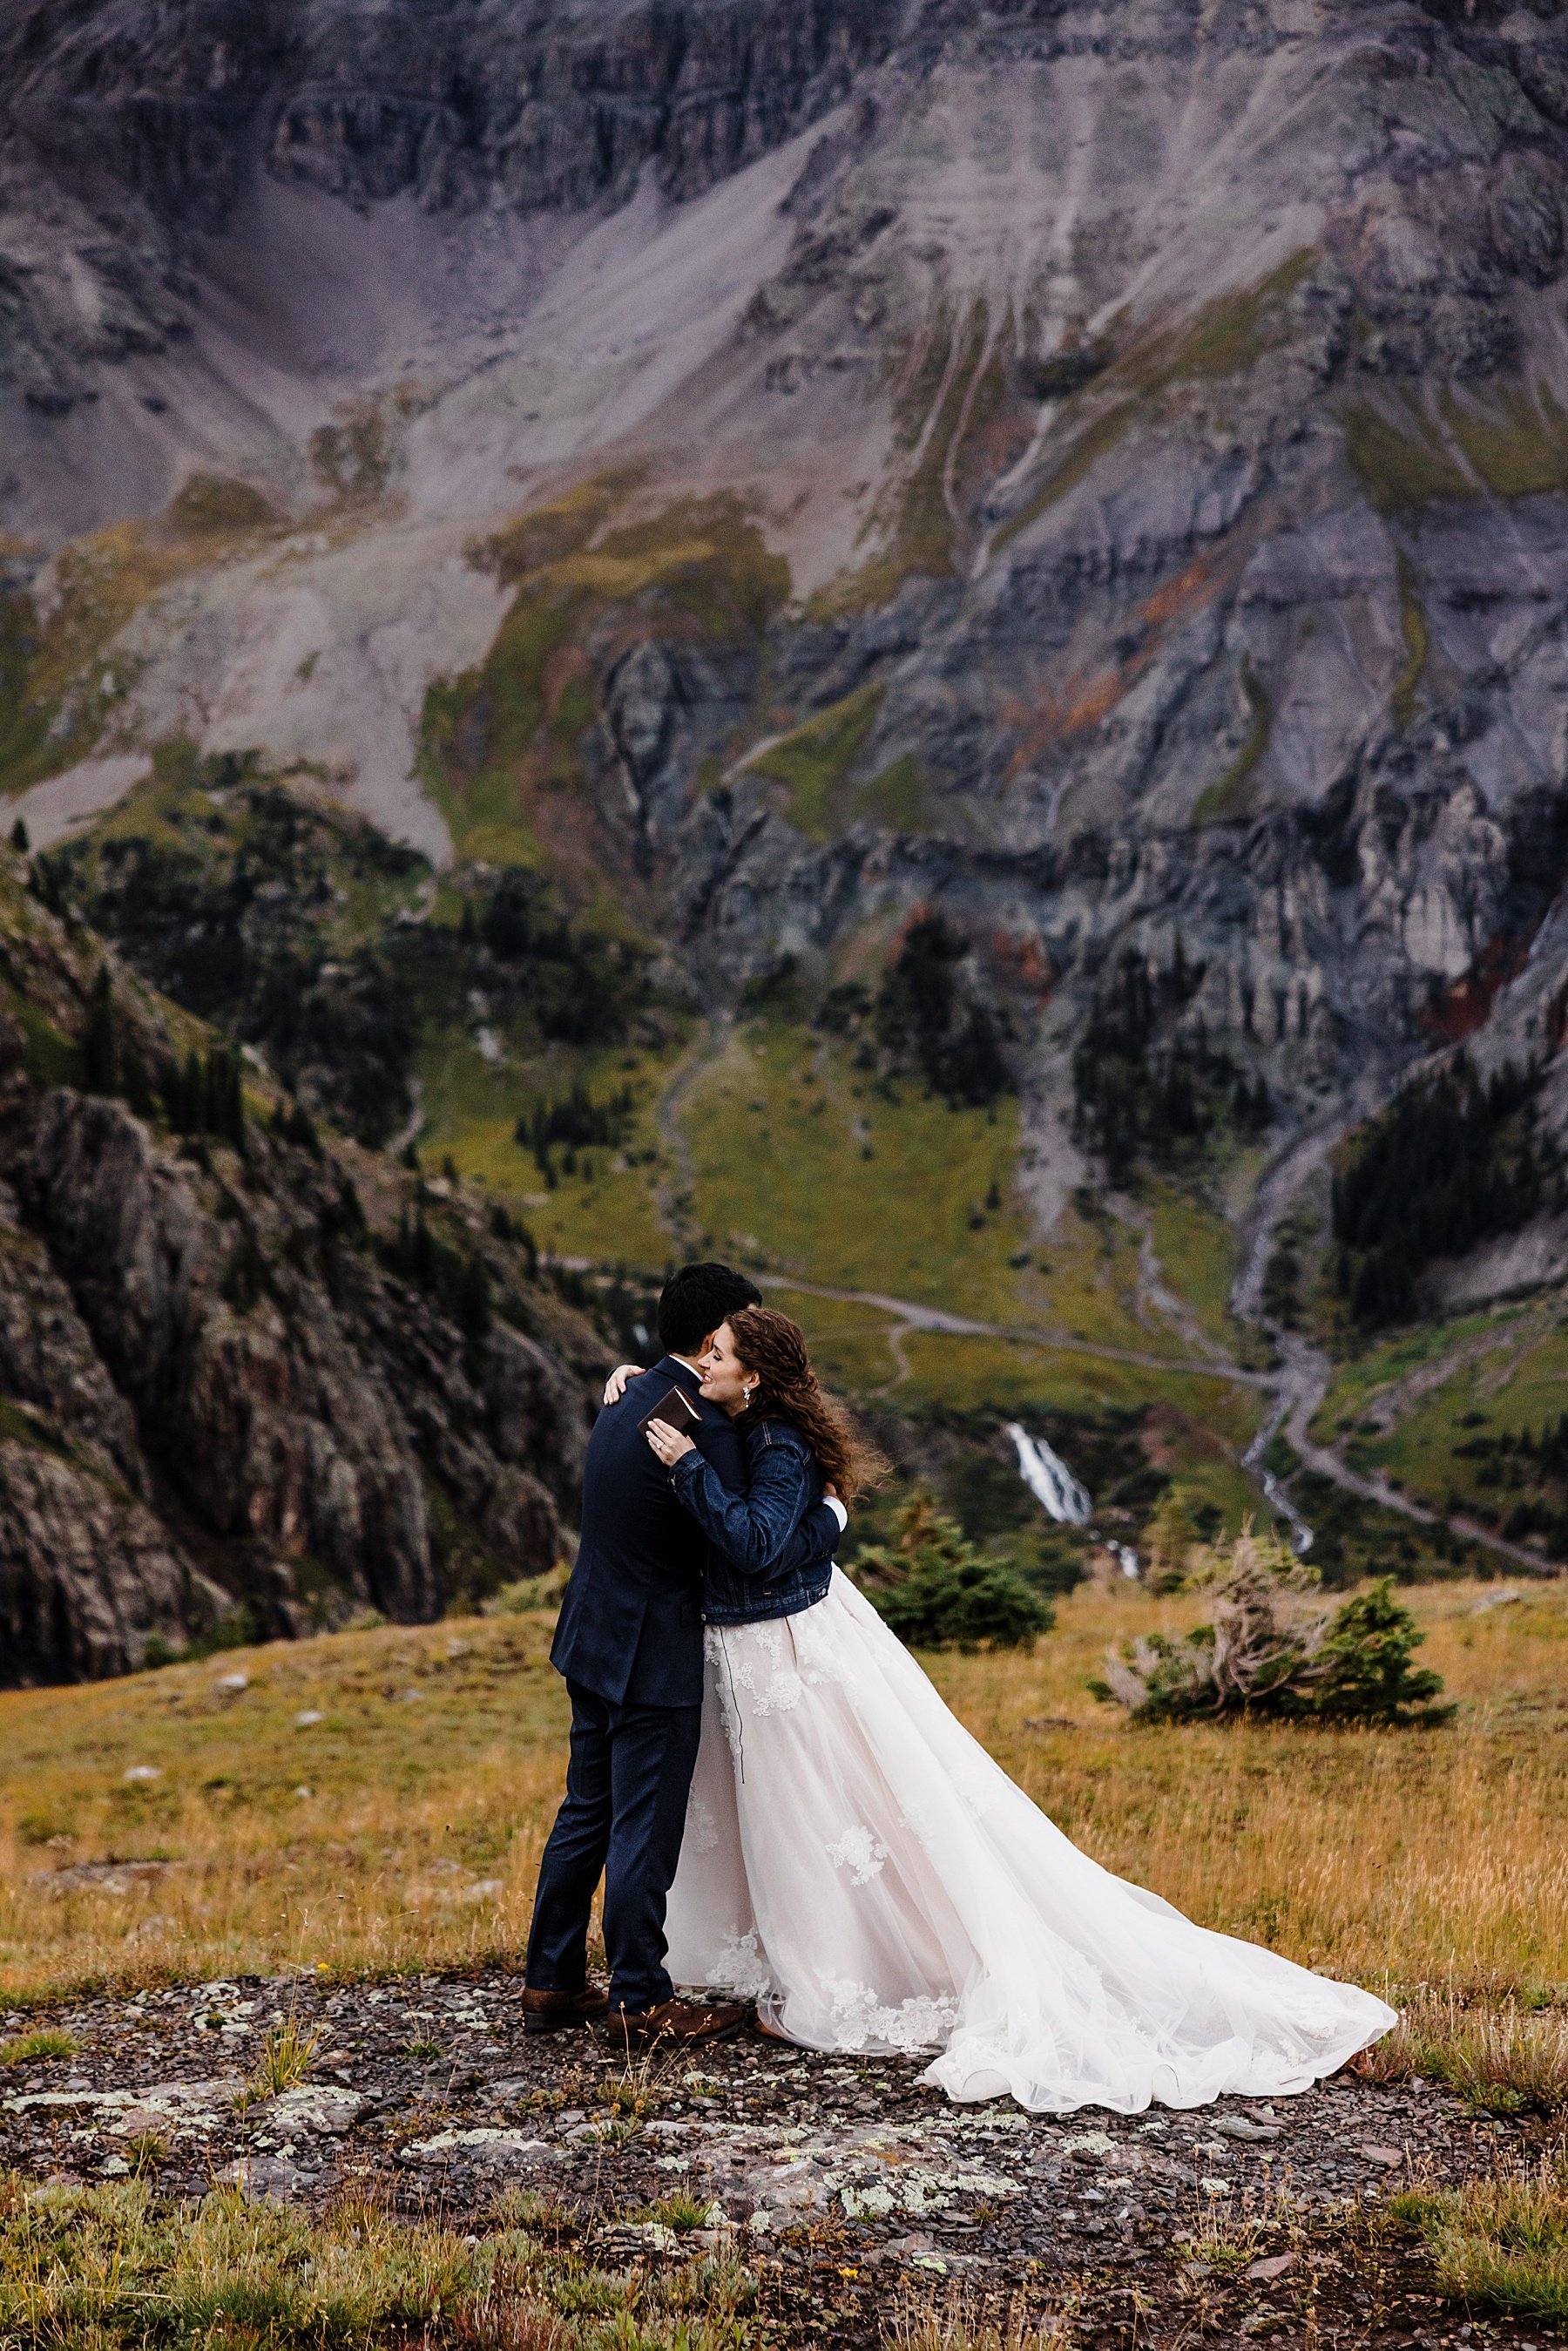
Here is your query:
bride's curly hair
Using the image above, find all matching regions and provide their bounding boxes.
[725,1305,889,1501]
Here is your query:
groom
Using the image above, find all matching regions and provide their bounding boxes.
[524,1260,843,2044]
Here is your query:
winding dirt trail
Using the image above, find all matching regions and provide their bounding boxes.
[637,1036,1559,1574]
[651,1020,730,1256]
[754,1272,1270,1386]
[1225,1100,1560,1575]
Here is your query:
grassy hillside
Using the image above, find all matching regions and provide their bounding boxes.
[34,769,1276,1549]
[35,762,1568,1589]
[3,1581,1565,2009]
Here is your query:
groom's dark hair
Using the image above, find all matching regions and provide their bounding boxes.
[658,1261,761,1356]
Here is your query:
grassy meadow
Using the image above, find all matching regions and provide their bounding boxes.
[425,1014,1193,1360]
[3,1579,1565,2012]
[1314,1300,1568,1518]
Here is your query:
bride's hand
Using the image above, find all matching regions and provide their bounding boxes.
[646,1420,697,1468]
[603,1363,644,1406]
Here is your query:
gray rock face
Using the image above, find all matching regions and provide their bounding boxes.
[0,0,896,412]
[0,1436,199,1687]
[6,0,1568,1211]
[268,0,891,213]
[17,1088,436,1621]
[592,635,759,864]
[0,859,605,1686]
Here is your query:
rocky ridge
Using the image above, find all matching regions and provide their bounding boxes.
[0,840,607,1685]
[0,1965,1545,2350]
[0,0,898,418]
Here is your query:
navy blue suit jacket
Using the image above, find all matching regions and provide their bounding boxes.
[551,1356,841,1708]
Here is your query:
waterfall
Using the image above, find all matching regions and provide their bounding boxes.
[1008,1423,1139,1577]
[1007,1424,1093,1527]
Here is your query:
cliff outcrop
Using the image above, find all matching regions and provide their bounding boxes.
[0,848,605,1686]
[0,0,898,417]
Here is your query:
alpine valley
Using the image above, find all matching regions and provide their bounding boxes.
[6,0,1568,1677]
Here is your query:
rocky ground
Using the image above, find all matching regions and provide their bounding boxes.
[1,1968,1555,2349]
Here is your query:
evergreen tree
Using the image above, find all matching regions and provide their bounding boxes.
[1333,1054,1544,1325]
[81,968,117,1095]
[119,1036,157,1121]
[1310,1581,1451,1726]
[1095,1529,1451,1726]
[160,1044,247,1151]
[10,817,28,853]
[328,1176,366,1239]
[283,1100,321,1157]
[873,916,1012,1109]
[213,1047,247,1152]
[1070,945,1249,1180]
[1145,1487,1201,1591]
[459,1251,491,1337]
[853,1493,1051,1651]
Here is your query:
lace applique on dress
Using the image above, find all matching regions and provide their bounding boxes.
[685,1792,720,1855]
[821,1974,958,2053]
[827,1826,890,1885]
[787,1602,855,1690]
[721,1623,805,1718]
[711,1928,777,2002]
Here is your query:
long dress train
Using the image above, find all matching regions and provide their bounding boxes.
[663,1569,1395,2112]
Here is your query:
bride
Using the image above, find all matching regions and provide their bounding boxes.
[609,1306,1395,2113]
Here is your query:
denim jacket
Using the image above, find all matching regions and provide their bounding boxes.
[669,1417,835,1625]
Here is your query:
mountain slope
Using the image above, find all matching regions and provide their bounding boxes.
[0,837,609,1685]
[5,0,1567,1079]
[6,0,1568,1600]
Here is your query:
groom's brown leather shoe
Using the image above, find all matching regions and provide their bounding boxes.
[522,1983,611,2034]
[606,1998,749,2047]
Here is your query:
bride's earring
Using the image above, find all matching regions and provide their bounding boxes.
[741,1380,757,1410]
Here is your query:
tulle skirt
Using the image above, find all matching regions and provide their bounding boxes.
[664,1569,1395,2112]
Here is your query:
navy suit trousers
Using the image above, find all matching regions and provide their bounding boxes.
[524,1680,702,2012]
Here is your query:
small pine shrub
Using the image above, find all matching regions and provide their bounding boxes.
[1310,1578,1450,1724]
[853,1493,1052,1652]
[221,1224,269,1314]
[1143,1486,1204,1592]
[81,966,117,1094]
[1093,1526,1451,1726]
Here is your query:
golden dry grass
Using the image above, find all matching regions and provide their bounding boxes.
[934,1577,1568,2000]
[1,1581,1565,2008]
[0,1617,573,2004]
[886,2287,1078,2351]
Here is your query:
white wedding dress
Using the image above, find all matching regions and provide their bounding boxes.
[664,1568,1395,2112]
